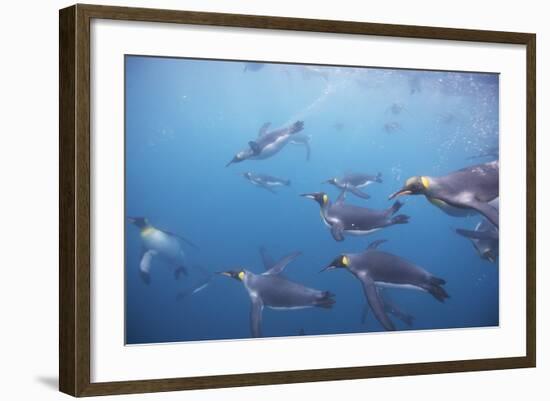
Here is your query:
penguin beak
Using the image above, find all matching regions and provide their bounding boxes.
[319,265,336,273]
[300,193,316,199]
[388,188,412,200]
[127,217,137,224]
[216,271,233,277]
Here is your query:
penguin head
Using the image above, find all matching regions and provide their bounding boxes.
[300,192,329,207]
[323,178,337,185]
[218,269,246,282]
[242,172,253,180]
[321,254,350,272]
[128,216,149,228]
[226,151,248,167]
[388,176,430,199]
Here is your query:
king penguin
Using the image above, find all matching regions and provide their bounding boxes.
[301,190,409,241]
[218,251,335,338]
[128,217,198,284]
[322,239,449,331]
[388,160,499,228]
[226,121,305,166]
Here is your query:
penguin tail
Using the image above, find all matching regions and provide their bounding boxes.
[425,277,449,303]
[390,214,410,225]
[174,265,188,280]
[316,291,336,309]
[289,120,305,134]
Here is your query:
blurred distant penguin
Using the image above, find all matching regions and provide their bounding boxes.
[218,251,335,338]
[301,191,409,241]
[226,121,305,166]
[241,172,291,194]
[322,239,448,331]
[128,217,198,284]
[323,172,382,200]
[389,160,499,228]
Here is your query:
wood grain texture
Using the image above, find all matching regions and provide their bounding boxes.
[59,3,536,397]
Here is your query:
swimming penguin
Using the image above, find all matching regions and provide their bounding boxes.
[300,191,409,241]
[323,172,382,200]
[218,251,335,338]
[361,288,414,327]
[322,239,449,331]
[455,199,499,263]
[241,172,290,194]
[128,217,198,284]
[388,160,499,228]
[226,121,305,166]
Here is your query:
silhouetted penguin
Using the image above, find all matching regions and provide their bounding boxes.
[218,251,335,337]
[389,160,499,228]
[241,172,290,194]
[322,239,448,331]
[456,199,499,263]
[301,191,409,241]
[128,217,198,284]
[226,121,304,166]
[324,172,382,200]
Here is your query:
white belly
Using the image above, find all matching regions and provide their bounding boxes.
[376,282,426,292]
[142,230,183,261]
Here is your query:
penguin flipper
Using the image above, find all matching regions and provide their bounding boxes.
[464,199,499,229]
[248,141,261,155]
[335,188,347,204]
[265,251,302,275]
[456,228,499,241]
[348,186,371,200]
[360,274,395,331]
[258,122,271,137]
[330,223,345,242]
[139,249,157,285]
[250,296,264,338]
[259,246,275,271]
[367,239,387,250]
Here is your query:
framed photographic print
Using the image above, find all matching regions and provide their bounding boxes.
[59,4,536,397]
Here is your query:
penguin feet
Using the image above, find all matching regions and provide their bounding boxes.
[315,291,336,309]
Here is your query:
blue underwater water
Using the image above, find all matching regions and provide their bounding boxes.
[125,55,499,344]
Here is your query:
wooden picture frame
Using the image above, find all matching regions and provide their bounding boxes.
[59,3,536,397]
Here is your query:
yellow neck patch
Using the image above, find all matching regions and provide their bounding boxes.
[421,176,430,189]
[342,255,349,267]
[238,271,245,281]
[140,226,155,237]
[322,194,329,205]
